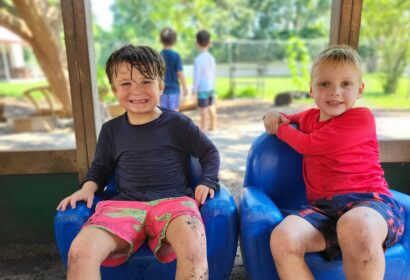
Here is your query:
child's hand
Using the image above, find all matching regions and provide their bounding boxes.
[56,182,97,211]
[194,184,215,205]
[263,111,290,135]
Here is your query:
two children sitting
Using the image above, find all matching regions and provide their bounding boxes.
[58,44,404,280]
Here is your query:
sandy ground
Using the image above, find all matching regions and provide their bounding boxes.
[1,97,410,279]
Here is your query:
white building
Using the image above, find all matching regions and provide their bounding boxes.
[0,26,31,81]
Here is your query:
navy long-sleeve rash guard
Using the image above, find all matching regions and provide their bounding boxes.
[82,108,220,201]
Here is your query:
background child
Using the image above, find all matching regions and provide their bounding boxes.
[263,45,404,279]
[57,45,219,280]
[159,27,189,111]
[192,30,217,131]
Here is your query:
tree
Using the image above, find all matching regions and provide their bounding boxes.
[96,0,254,60]
[286,36,310,92]
[361,0,410,94]
[248,0,331,39]
[0,0,72,116]
[92,0,331,68]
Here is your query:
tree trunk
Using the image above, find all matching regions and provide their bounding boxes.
[29,40,72,117]
[10,0,73,117]
[382,45,408,95]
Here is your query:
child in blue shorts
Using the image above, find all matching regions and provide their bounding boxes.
[263,45,404,279]
[159,27,189,111]
[192,30,217,131]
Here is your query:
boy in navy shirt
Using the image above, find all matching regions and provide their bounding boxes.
[57,45,219,280]
[159,27,189,111]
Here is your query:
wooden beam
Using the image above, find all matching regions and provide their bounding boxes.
[0,150,77,175]
[380,141,410,163]
[330,0,363,49]
[329,1,410,163]
[61,0,101,179]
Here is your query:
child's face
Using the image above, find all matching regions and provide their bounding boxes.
[111,62,163,122]
[310,62,364,122]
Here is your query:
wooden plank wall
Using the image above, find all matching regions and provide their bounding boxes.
[0,150,77,175]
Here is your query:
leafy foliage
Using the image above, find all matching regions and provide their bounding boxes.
[361,0,410,94]
[93,0,330,65]
[286,37,310,91]
[248,0,331,39]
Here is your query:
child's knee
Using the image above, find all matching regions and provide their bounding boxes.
[68,234,108,265]
[337,208,387,250]
[181,215,206,236]
[173,221,207,264]
[68,240,95,265]
[270,226,305,257]
[168,215,206,251]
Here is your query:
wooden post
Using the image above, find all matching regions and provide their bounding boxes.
[330,0,363,49]
[61,0,102,180]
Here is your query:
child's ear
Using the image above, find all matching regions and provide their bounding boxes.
[111,85,117,96]
[357,82,365,99]
[309,85,314,98]
[159,81,164,94]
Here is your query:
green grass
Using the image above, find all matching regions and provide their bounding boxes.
[1,74,410,109]
[213,74,410,109]
[0,80,48,99]
[356,73,410,109]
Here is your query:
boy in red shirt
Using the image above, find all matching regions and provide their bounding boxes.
[263,45,404,280]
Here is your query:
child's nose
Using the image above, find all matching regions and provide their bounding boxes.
[131,85,142,94]
[331,86,342,96]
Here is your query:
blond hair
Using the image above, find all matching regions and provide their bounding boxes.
[311,45,363,81]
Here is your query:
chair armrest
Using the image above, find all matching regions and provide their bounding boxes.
[239,186,283,280]
[391,190,410,253]
[200,184,238,279]
[54,198,101,266]
[240,186,283,226]
[200,184,237,219]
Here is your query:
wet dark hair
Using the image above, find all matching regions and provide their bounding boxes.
[160,27,177,46]
[105,45,165,84]
[196,30,211,47]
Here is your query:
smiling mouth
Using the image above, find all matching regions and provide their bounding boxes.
[327,101,343,106]
[129,99,148,104]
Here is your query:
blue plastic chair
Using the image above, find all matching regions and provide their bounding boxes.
[55,157,238,280]
[239,132,410,280]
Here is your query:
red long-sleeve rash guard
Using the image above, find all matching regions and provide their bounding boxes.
[277,107,391,202]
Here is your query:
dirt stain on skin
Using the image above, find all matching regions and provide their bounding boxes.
[199,270,209,279]
[185,215,200,232]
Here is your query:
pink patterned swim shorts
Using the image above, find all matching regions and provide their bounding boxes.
[83,196,202,266]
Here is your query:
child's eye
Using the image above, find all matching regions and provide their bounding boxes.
[318,82,329,87]
[120,82,131,87]
[143,80,153,85]
[343,81,353,87]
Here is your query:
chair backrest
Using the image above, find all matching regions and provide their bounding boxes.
[23,86,65,116]
[244,132,308,209]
